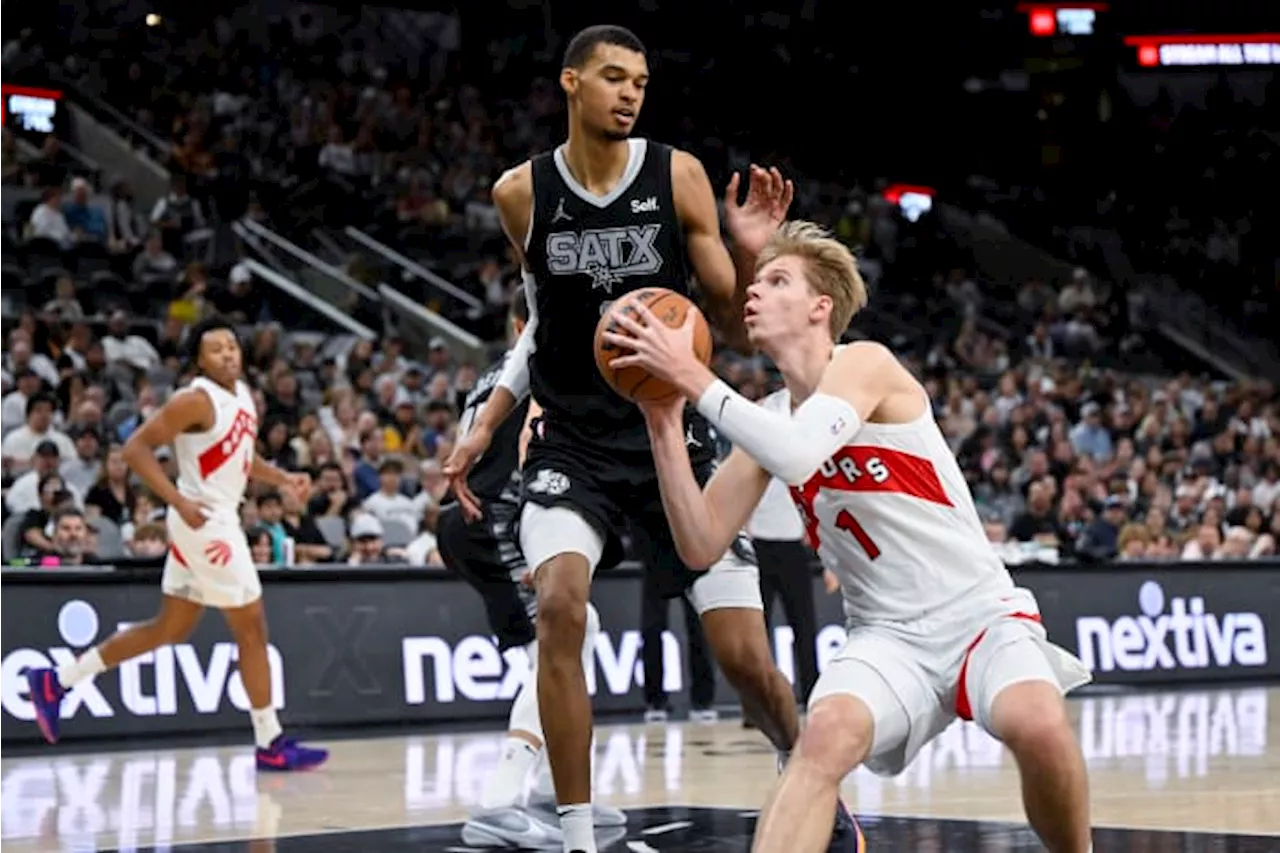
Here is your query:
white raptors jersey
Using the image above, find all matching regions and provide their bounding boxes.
[173,377,258,521]
[763,385,1014,624]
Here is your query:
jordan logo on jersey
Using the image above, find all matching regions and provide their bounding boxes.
[544,224,665,294]
[198,409,258,478]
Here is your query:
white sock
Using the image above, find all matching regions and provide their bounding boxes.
[508,642,544,741]
[250,706,283,749]
[480,737,540,810]
[532,749,557,800]
[557,803,595,853]
[56,647,105,689]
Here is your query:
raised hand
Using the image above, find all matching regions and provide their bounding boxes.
[724,164,794,256]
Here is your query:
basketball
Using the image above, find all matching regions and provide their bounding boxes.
[594,288,713,402]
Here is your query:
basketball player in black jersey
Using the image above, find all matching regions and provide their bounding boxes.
[440,291,626,848]
[445,24,860,853]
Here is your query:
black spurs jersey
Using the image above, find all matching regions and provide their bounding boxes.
[457,350,531,505]
[523,138,715,464]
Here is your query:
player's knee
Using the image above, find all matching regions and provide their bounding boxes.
[990,680,1073,758]
[223,602,269,648]
[534,559,589,651]
[796,696,872,780]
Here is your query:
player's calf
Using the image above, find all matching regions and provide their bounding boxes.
[988,680,1091,853]
[753,695,872,853]
[701,607,799,755]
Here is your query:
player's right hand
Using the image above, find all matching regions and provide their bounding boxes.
[443,426,491,521]
[174,496,212,531]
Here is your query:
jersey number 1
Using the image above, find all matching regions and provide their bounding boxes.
[836,509,881,560]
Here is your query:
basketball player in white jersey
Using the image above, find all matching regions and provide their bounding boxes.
[26,317,329,772]
[602,221,1094,853]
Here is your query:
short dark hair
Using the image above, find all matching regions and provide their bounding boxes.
[510,286,529,324]
[26,392,56,418]
[563,25,645,69]
[52,507,85,526]
[184,314,239,370]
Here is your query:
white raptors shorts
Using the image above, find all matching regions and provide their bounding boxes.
[808,586,1091,777]
[162,513,262,609]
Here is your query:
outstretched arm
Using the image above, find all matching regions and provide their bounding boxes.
[674,152,792,351]
[645,402,771,569]
[479,163,537,433]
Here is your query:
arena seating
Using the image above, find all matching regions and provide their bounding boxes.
[2,11,1276,572]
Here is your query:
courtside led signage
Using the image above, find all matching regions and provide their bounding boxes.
[1123,34,1280,68]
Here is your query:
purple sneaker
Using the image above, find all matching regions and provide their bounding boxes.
[829,799,867,853]
[255,735,329,772]
[26,668,65,744]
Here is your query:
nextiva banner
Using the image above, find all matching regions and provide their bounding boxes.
[1015,568,1278,685]
[3,563,1278,742]
[2,573,790,742]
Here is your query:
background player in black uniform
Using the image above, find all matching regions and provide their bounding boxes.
[440,291,625,848]
[445,24,859,853]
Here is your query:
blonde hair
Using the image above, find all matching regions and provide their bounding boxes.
[756,220,868,339]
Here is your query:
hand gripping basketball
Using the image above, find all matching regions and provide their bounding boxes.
[595,288,712,403]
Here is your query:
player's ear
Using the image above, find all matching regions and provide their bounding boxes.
[811,293,833,326]
[560,67,578,97]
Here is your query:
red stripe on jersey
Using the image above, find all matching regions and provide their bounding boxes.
[198,409,258,478]
[805,445,954,506]
[788,445,953,550]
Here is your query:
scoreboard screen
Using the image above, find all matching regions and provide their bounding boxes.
[1,85,62,133]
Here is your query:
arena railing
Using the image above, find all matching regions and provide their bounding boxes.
[343,226,485,314]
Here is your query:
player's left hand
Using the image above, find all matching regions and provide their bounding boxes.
[724,164,793,256]
[283,472,311,505]
[602,304,699,391]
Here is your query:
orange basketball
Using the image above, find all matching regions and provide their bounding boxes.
[594,288,713,402]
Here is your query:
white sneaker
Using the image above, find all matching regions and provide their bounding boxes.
[643,707,669,723]
[461,806,562,849]
[526,792,629,828]
[591,802,628,827]
[689,708,720,723]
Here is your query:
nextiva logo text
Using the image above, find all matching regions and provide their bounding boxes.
[1076,581,1267,673]
[403,630,685,704]
[1,600,285,721]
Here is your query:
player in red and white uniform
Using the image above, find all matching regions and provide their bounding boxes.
[26,317,328,772]
[602,221,1093,853]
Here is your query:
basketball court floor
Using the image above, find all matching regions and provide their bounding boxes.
[3,684,1278,852]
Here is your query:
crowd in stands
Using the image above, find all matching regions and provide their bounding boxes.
[3,12,1278,571]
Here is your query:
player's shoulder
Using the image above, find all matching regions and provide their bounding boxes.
[830,340,897,374]
[492,161,533,206]
[669,147,709,183]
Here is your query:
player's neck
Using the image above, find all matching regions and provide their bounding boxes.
[204,374,236,392]
[563,123,632,196]
[772,335,834,407]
